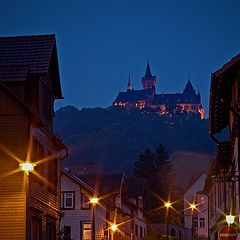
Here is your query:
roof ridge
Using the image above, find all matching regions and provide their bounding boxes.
[0,34,55,39]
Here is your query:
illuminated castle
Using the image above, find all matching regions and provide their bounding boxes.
[113,62,204,119]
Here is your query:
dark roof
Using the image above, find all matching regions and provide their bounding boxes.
[0,64,29,81]
[214,53,240,77]
[183,80,196,95]
[152,92,200,105]
[77,173,124,196]
[142,62,156,80]
[0,34,62,98]
[0,34,55,73]
[204,141,233,193]
[114,89,149,103]
[125,177,145,198]
[209,54,240,134]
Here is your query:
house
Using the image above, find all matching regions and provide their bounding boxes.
[0,34,67,239]
[65,169,148,240]
[125,177,147,240]
[204,53,240,239]
[183,172,208,239]
[113,62,204,119]
[61,170,108,240]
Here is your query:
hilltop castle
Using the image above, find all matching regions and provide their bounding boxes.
[113,62,204,119]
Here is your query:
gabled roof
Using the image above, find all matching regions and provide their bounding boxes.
[114,89,149,103]
[0,34,62,98]
[152,92,200,105]
[209,54,240,134]
[183,80,196,95]
[125,177,145,198]
[0,64,29,81]
[0,34,55,73]
[77,172,124,196]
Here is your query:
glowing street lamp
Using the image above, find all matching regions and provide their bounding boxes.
[90,197,99,205]
[165,202,171,208]
[164,201,172,239]
[90,196,99,240]
[19,161,36,175]
[190,203,197,211]
[111,223,117,232]
[226,214,235,225]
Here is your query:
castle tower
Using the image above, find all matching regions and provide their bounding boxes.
[127,75,133,91]
[183,80,196,95]
[142,61,156,90]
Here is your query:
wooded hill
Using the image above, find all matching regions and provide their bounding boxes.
[54,105,216,189]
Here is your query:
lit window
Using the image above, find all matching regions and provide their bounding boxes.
[199,218,205,228]
[82,222,92,240]
[61,192,75,209]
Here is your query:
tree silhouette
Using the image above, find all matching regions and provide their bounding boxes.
[133,144,175,223]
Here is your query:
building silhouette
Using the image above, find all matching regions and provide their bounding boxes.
[113,62,204,119]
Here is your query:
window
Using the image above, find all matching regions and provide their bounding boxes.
[46,218,56,240]
[81,193,90,209]
[140,226,143,237]
[199,218,205,228]
[63,226,71,240]
[31,214,42,240]
[81,222,92,240]
[135,224,138,237]
[193,217,198,228]
[61,192,75,209]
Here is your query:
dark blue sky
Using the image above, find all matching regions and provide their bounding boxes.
[1,0,240,114]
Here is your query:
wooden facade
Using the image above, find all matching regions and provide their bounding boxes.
[205,53,240,239]
[0,34,67,240]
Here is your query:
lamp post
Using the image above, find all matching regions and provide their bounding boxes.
[90,197,99,240]
[110,223,117,240]
[19,161,36,240]
[196,191,210,240]
[164,201,171,239]
[189,203,197,240]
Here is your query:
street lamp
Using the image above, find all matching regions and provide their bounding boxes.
[110,223,118,240]
[19,161,36,240]
[189,202,197,240]
[19,161,36,175]
[164,201,172,239]
[90,196,99,240]
[226,214,235,225]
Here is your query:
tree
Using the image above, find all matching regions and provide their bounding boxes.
[133,144,175,223]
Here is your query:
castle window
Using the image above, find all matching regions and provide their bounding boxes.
[184,105,189,110]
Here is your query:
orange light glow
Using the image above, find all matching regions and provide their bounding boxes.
[19,161,36,175]
[90,197,99,205]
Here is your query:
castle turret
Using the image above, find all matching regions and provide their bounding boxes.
[142,61,156,90]
[183,80,196,95]
[127,75,133,91]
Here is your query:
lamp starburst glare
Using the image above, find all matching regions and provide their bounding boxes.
[19,161,36,175]
[226,214,235,224]
[111,224,117,232]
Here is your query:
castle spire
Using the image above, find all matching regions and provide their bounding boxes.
[142,61,156,90]
[183,80,196,95]
[144,60,153,78]
[127,74,133,91]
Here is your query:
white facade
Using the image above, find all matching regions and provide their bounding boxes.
[61,172,107,240]
[183,172,208,239]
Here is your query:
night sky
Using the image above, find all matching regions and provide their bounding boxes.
[1,0,240,115]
